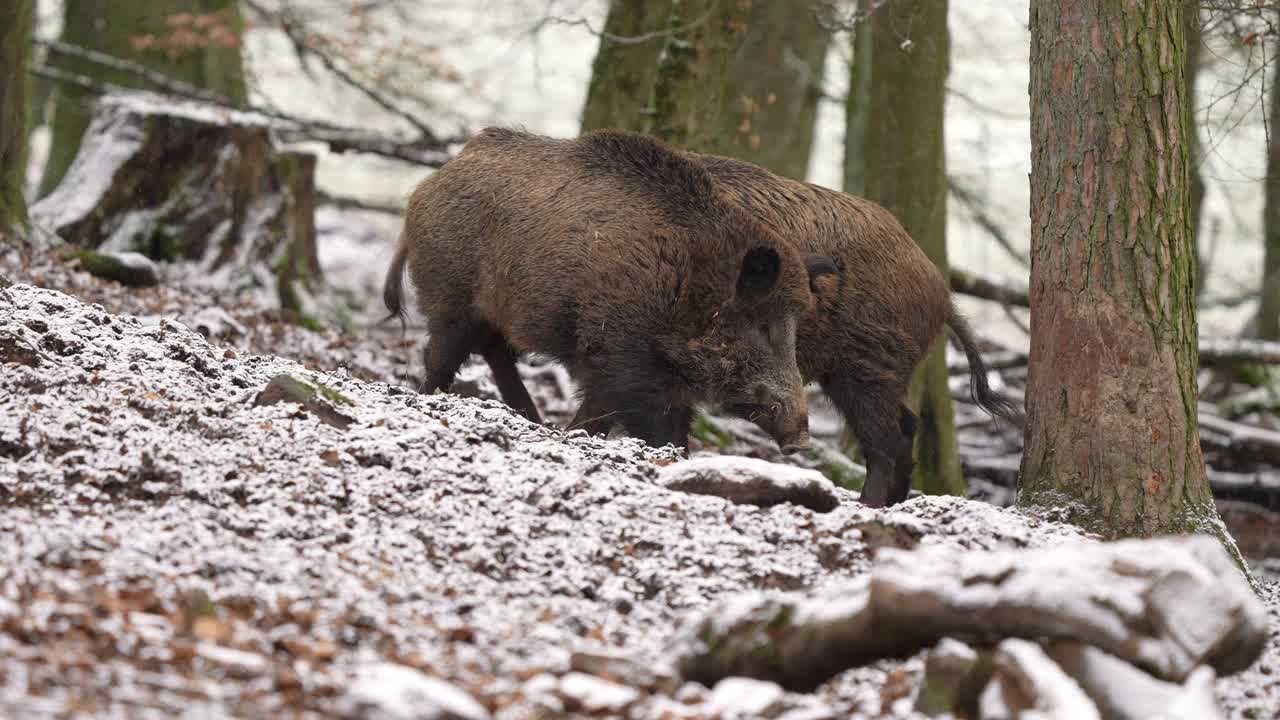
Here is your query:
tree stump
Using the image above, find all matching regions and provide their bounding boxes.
[32,92,321,317]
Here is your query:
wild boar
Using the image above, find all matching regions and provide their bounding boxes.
[382,127,837,452]
[672,152,1022,507]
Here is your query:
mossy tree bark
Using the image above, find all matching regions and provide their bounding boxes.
[1184,1,1207,298]
[863,0,964,496]
[583,0,830,180]
[1020,0,1228,545]
[580,1,670,133]
[634,0,830,180]
[1257,20,1280,340]
[0,0,34,233]
[39,0,248,198]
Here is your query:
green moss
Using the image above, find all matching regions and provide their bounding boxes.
[298,314,324,333]
[0,273,11,289]
[147,224,186,261]
[69,249,159,287]
[691,412,734,449]
[314,380,353,407]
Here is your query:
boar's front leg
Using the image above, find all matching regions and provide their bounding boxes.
[823,376,912,507]
[567,391,614,437]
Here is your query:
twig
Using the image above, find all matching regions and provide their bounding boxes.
[243,0,439,142]
[316,191,405,215]
[947,177,1030,268]
[29,64,457,168]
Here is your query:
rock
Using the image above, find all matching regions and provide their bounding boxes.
[913,638,990,716]
[1046,642,1226,720]
[185,306,247,339]
[556,672,641,714]
[340,662,489,720]
[705,677,786,718]
[69,250,159,287]
[659,456,841,512]
[194,643,267,678]
[254,373,355,430]
[668,535,1268,692]
[978,639,1099,720]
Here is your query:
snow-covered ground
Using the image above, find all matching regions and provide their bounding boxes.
[3,274,1275,719]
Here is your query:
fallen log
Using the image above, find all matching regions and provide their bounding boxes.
[668,535,1266,693]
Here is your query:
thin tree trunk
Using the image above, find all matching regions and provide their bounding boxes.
[863,0,964,496]
[1021,0,1231,551]
[0,0,34,232]
[38,0,248,198]
[1185,0,1207,298]
[1258,17,1280,340]
[842,0,873,196]
[580,0,669,133]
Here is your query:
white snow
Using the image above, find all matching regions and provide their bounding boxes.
[342,662,490,720]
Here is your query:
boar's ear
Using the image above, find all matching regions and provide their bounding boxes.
[805,254,839,294]
[736,247,781,304]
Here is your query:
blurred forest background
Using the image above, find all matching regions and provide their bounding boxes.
[16,0,1274,344]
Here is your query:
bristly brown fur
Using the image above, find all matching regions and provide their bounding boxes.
[383,127,827,449]
[690,152,1022,507]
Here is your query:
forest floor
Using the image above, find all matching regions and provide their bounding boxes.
[2,233,1279,719]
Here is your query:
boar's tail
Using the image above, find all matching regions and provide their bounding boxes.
[382,235,409,332]
[947,302,1024,425]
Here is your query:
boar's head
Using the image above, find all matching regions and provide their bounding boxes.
[664,245,838,454]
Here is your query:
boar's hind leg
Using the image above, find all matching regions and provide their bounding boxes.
[478,331,542,424]
[823,378,912,508]
[421,316,475,395]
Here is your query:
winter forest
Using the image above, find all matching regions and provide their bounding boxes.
[1,0,1279,717]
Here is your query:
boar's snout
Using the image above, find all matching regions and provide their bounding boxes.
[728,385,810,454]
[775,407,810,455]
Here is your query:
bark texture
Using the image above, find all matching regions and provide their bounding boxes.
[863,0,963,496]
[39,0,248,198]
[1258,26,1280,340]
[1020,0,1222,540]
[579,1,669,133]
[0,0,34,232]
[711,1,831,179]
[1184,1,1207,296]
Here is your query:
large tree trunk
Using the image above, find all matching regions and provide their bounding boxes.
[863,0,964,496]
[1258,18,1280,340]
[1020,0,1228,545]
[579,1,669,133]
[711,1,830,179]
[0,0,33,233]
[38,0,248,199]
[585,0,830,181]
